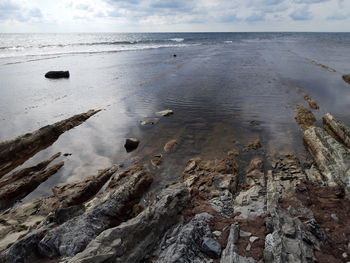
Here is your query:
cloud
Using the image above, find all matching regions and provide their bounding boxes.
[290,7,312,20]
[0,0,44,22]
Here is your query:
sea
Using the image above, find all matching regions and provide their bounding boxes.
[0,32,350,200]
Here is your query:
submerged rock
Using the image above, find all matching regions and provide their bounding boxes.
[343,74,350,84]
[164,139,177,152]
[295,104,316,130]
[304,94,319,110]
[45,71,70,79]
[156,109,174,117]
[0,109,100,178]
[124,138,139,152]
[151,154,163,167]
[140,118,159,126]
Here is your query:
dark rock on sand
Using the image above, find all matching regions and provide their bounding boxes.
[45,71,70,79]
[124,138,140,152]
[38,165,153,258]
[342,74,350,84]
[0,109,100,178]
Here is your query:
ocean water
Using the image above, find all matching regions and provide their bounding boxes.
[1,32,350,201]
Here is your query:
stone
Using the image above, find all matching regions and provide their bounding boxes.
[164,139,177,152]
[201,237,221,259]
[0,109,100,178]
[213,231,221,237]
[343,74,350,85]
[156,110,174,117]
[249,236,259,243]
[140,118,159,126]
[124,138,140,152]
[240,230,252,237]
[151,154,163,167]
[246,243,251,251]
[45,71,70,79]
[330,213,339,222]
[304,94,319,110]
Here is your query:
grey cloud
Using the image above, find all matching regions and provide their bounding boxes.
[0,0,44,22]
[290,8,312,20]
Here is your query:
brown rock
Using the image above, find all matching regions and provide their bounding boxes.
[304,94,319,110]
[295,104,316,130]
[342,74,350,85]
[164,139,177,152]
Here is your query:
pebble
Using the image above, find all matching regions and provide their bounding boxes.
[331,213,339,222]
[213,231,222,237]
[249,236,259,243]
[246,243,251,251]
[240,230,252,237]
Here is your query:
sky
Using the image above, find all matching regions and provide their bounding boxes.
[0,0,349,32]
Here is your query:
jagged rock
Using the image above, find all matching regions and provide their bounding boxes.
[156,109,173,117]
[124,138,139,152]
[51,165,118,207]
[38,166,153,258]
[220,223,256,263]
[68,182,190,263]
[45,71,70,79]
[295,105,316,131]
[0,152,61,189]
[0,161,64,210]
[304,126,350,189]
[0,109,100,178]
[323,113,350,149]
[164,139,177,152]
[155,213,214,263]
[304,94,319,110]
[343,74,350,85]
[1,224,53,263]
[201,237,221,259]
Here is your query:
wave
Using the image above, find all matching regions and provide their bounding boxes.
[0,43,199,61]
[0,38,188,51]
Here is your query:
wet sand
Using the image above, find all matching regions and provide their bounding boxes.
[0,36,350,201]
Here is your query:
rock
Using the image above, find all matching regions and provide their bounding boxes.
[38,165,153,258]
[213,231,222,237]
[0,109,100,178]
[249,236,259,243]
[173,54,177,57]
[124,138,139,152]
[304,94,319,110]
[243,139,262,152]
[240,230,252,237]
[164,139,177,152]
[45,71,70,79]
[155,213,214,263]
[156,109,174,117]
[151,154,163,167]
[343,74,350,85]
[343,252,348,258]
[295,104,316,130]
[323,113,350,149]
[140,118,159,126]
[0,161,64,210]
[245,243,251,251]
[0,152,61,189]
[330,213,339,222]
[67,182,190,263]
[220,223,256,263]
[51,165,118,207]
[201,237,221,259]
[1,224,53,263]
[303,126,350,189]
[63,153,72,156]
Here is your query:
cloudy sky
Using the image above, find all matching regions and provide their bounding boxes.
[0,0,349,32]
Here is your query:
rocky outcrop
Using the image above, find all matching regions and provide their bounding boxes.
[38,165,153,258]
[45,71,70,79]
[304,126,350,188]
[0,161,64,210]
[68,182,190,263]
[343,74,350,85]
[295,104,316,131]
[0,109,100,178]
[323,113,350,149]
[51,165,118,207]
